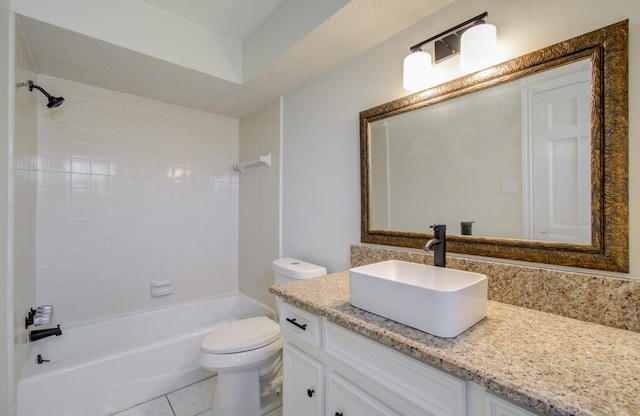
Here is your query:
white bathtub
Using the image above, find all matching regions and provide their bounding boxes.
[17,293,276,416]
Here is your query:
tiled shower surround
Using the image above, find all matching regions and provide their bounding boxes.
[35,75,240,325]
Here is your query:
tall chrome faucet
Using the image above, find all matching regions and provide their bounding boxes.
[424,224,446,267]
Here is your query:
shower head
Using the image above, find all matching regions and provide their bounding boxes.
[28,80,65,108]
[46,95,65,109]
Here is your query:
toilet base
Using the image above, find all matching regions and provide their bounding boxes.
[213,370,261,416]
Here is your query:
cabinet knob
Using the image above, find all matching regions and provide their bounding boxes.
[307,388,314,398]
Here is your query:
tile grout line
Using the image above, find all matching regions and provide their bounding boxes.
[165,394,177,416]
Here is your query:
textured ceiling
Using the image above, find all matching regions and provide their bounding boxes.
[17,0,452,118]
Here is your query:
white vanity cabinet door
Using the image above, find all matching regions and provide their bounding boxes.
[327,372,403,416]
[283,344,324,416]
[466,382,539,416]
[486,394,538,416]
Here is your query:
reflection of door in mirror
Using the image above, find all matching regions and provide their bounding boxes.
[522,61,591,243]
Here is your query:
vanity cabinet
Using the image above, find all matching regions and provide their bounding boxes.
[278,300,538,416]
[283,340,402,416]
[327,372,402,416]
[484,394,541,416]
[283,344,324,415]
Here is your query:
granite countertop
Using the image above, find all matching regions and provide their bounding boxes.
[269,272,640,416]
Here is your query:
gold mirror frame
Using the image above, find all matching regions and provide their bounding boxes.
[360,20,628,272]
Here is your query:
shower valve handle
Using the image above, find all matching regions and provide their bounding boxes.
[36,354,50,364]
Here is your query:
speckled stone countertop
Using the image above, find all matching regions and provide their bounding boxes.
[270,272,640,416]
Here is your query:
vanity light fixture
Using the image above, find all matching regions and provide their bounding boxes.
[460,19,497,72]
[402,12,497,91]
[403,48,432,91]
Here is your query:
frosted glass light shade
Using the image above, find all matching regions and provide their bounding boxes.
[460,23,497,73]
[403,49,431,92]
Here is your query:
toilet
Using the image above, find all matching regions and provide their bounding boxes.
[197,257,327,415]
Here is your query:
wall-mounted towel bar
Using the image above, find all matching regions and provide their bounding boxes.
[233,153,271,173]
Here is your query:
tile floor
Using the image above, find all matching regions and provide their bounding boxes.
[111,376,282,416]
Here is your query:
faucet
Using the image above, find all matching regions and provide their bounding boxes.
[29,324,62,342]
[424,224,446,267]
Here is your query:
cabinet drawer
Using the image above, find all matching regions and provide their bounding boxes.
[279,301,322,348]
[328,372,402,416]
[326,321,466,416]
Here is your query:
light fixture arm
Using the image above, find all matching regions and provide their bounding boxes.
[409,12,488,52]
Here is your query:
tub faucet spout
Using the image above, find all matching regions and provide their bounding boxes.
[424,224,446,267]
[30,324,62,342]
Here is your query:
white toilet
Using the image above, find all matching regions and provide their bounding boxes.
[197,257,327,415]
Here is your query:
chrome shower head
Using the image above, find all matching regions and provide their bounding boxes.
[28,80,65,108]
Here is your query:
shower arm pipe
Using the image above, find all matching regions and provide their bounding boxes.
[232,153,271,173]
[28,81,52,98]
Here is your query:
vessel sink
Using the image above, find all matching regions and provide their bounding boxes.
[349,260,487,338]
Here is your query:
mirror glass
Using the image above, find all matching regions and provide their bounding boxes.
[360,21,628,272]
[370,58,591,243]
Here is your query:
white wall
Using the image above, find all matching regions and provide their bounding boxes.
[282,0,640,276]
[12,16,37,404]
[35,75,240,325]
[0,2,13,413]
[238,98,281,310]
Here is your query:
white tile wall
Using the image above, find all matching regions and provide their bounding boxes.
[238,98,281,310]
[35,75,240,325]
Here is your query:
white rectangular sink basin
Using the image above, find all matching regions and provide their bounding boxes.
[349,260,487,338]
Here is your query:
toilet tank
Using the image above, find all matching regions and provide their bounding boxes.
[272,257,327,285]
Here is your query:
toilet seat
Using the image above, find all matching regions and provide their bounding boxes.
[198,316,283,373]
[201,316,280,353]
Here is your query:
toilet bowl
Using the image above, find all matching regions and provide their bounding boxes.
[198,316,282,415]
[197,258,327,415]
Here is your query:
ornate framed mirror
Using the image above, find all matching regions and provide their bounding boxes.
[360,20,628,272]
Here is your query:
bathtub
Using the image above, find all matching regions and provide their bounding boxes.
[17,293,276,416]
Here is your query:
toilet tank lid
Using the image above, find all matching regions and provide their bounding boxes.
[201,316,280,353]
[272,257,327,279]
